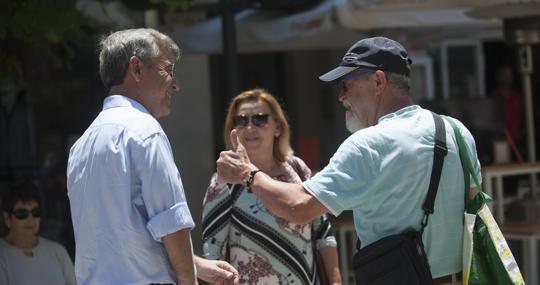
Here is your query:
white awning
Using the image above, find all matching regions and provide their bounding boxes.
[336,1,500,30]
[174,0,504,53]
[174,0,338,53]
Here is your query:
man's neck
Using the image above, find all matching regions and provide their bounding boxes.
[5,233,38,249]
[108,85,149,112]
[109,85,135,99]
[376,90,414,122]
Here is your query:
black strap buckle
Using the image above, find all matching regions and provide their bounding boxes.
[434,142,448,156]
[422,205,434,214]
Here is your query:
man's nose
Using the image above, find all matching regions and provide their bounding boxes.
[338,90,346,102]
[172,78,180,91]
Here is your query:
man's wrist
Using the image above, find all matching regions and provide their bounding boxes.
[177,277,198,285]
[245,169,261,193]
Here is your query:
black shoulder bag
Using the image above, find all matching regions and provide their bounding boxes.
[352,112,448,285]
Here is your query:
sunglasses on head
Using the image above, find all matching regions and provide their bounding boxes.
[341,69,374,93]
[233,114,270,128]
[12,207,41,220]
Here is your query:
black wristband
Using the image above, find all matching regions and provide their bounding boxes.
[245,169,261,193]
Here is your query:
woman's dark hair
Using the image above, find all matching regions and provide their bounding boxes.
[1,180,42,214]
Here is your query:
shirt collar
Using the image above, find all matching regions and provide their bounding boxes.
[378,105,420,123]
[103,95,150,115]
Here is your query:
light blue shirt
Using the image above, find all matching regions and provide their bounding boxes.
[303,105,481,278]
[67,95,195,285]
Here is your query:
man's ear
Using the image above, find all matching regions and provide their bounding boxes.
[128,56,144,82]
[373,70,387,96]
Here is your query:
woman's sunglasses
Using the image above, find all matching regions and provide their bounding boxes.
[12,207,41,220]
[233,114,270,128]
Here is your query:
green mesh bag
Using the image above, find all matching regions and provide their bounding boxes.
[444,116,524,285]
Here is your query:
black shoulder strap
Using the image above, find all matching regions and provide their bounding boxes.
[356,112,448,250]
[420,112,448,234]
[227,183,243,205]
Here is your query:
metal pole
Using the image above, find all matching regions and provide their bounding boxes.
[519,45,535,163]
[518,45,537,198]
[221,0,240,99]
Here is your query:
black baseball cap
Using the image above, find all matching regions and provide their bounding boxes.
[319,37,412,82]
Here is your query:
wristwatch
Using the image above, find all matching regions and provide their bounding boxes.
[245,169,261,193]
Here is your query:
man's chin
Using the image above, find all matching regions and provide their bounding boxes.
[345,115,364,133]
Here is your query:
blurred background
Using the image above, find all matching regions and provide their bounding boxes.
[1,0,540,284]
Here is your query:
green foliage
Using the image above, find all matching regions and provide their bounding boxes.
[0,0,95,88]
[0,0,195,89]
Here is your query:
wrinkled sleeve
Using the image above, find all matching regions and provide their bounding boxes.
[137,132,195,241]
[202,173,232,260]
[303,137,376,216]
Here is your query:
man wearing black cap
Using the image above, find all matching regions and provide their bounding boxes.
[217,37,481,285]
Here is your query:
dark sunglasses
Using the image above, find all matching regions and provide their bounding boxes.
[12,207,41,220]
[233,114,270,128]
[341,69,374,93]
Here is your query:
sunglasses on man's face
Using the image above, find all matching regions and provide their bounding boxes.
[12,207,41,220]
[233,114,270,128]
[340,69,374,93]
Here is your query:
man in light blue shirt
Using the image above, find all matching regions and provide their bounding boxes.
[67,28,238,285]
[217,37,481,285]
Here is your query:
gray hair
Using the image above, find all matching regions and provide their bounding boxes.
[98,28,181,91]
[386,72,410,93]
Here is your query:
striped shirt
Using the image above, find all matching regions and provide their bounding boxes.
[202,157,336,285]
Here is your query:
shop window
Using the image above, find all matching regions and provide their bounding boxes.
[409,52,435,103]
[441,40,486,98]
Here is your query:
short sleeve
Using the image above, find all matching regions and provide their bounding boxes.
[303,136,377,216]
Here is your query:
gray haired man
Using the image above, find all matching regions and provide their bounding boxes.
[67,28,238,285]
[218,37,481,285]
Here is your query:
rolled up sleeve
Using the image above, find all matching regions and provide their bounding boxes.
[147,202,195,241]
[136,132,195,242]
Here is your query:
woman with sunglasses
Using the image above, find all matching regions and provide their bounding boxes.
[202,89,342,285]
[0,181,76,285]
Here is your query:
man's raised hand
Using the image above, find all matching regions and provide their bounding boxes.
[217,130,255,184]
